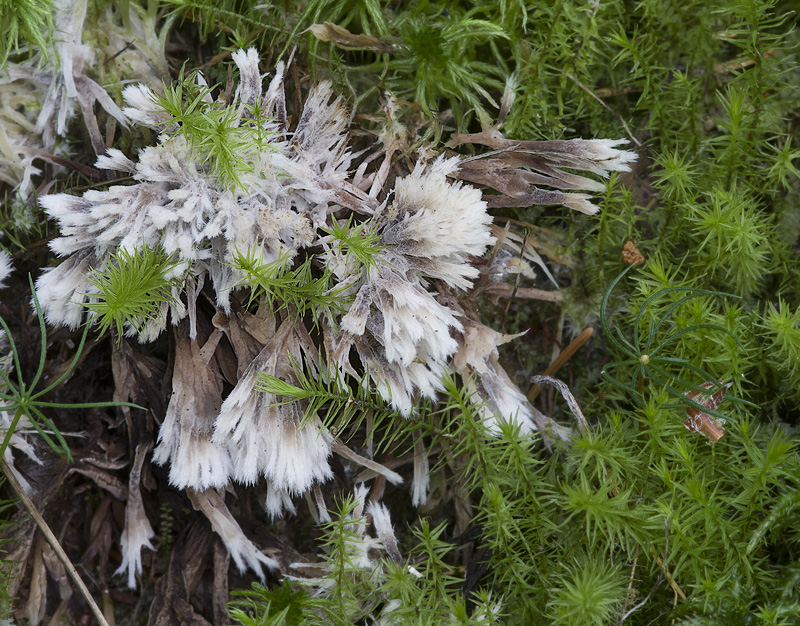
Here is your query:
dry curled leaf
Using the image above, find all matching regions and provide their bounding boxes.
[187,488,278,579]
[308,22,399,53]
[41,540,72,601]
[26,535,47,626]
[152,319,228,491]
[684,381,732,442]
[69,466,128,500]
[622,238,645,265]
[447,131,636,214]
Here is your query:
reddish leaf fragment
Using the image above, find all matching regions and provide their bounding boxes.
[684,381,732,442]
[622,238,645,265]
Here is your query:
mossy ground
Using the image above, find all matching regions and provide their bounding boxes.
[1,0,800,624]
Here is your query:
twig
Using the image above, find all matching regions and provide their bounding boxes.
[528,327,594,402]
[623,547,640,613]
[655,551,687,603]
[481,284,563,302]
[565,73,642,148]
[618,517,671,624]
[529,375,590,436]
[15,146,106,180]
[1,460,111,626]
[473,225,508,295]
[332,440,403,485]
[595,85,641,99]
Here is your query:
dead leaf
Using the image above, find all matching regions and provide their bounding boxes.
[81,497,113,572]
[0,464,70,599]
[26,535,47,626]
[448,132,634,214]
[3,517,36,599]
[112,338,165,446]
[148,522,214,626]
[152,318,229,489]
[80,439,128,470]
[212,538,230,626]
[41,540,72,601]
[308,22,399,53]
[69,466,128,501]
[187,488,278,579]
[212,301,275,379]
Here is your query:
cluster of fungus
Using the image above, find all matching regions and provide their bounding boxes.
[31,48,635,584]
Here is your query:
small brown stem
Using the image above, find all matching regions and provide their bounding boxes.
[1,460,111,626]
[481,284,563,302]
[527,328,593,402]
[529,375,591,437]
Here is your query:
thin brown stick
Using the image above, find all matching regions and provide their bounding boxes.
[1,460,111,626]
[332,440,403,485]
[481,284,563,302]
[473,225,508,295]
[618,517,672,623]
[528,327,594,402]
[655,552,687,603]
[529,375,590,437]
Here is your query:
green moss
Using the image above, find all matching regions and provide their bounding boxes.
[6,0,800,623]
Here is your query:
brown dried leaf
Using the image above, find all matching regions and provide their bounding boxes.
[212,302,275,380]
[69,466,128,500]
[112,337,165,446]
[153,318,228,489]
[459,155,604,195]
[81,497,113,572]
[213,538,230,626]
[41,540,72,601]
[148,522,214,626]
[1,463,71,598]
[187,488,278,578]
[80,446,128,470]
[308,22,399,53]
[2,518,35,599]
[26,535,47,626]
[447,130,634,213]
[173,599,214,626]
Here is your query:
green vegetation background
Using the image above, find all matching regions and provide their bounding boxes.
[3,0,800,624]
